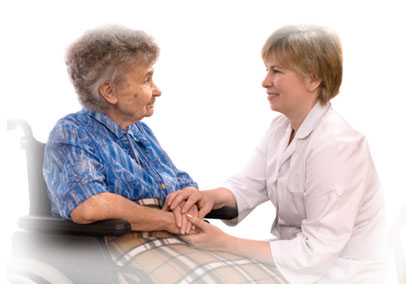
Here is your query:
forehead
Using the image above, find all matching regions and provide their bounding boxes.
[263,53,287,68]
[123,60,154,77]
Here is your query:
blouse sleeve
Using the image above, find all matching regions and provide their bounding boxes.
[43,121,108,219]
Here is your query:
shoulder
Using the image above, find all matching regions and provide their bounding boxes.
[136,121,153,134]
[307,107,368,162]
[302,107,377,195]
[135,121,158,141]
[48,110,92,145]
[315,107,365,146]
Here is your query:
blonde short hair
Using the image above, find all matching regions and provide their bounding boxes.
[262,25,342,104]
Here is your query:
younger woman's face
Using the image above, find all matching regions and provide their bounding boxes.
[262,55,320,118]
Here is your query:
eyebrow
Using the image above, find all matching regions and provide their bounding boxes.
[268,65,283,70]
[145,70,154,78]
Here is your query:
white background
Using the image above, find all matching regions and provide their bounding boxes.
[0,0,410,285]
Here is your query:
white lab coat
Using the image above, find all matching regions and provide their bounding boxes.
[223,102,385,283]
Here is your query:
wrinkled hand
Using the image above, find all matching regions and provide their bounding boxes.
[181,214,231,251]
[165,187,214,219]
[172,203,199,235]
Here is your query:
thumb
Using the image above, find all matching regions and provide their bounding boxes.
[161,201,169,211]
[186,214,208,231]
[165,192,177,208]
[198,204,213,219]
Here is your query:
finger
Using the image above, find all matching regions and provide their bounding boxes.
[180,234,200,245]
[182,194,201,213]
[182,186,197,194]
[187,210,196,234]
[173,208,182,228]
[181,213,189,235]
[180,234,192,244]
[186,214,209,231]
[185,206,197,234]
[198,204,213,219]
[192,206,199,219]
[161,199,171,211]
[165,192,178,208]
[169,191,191,210]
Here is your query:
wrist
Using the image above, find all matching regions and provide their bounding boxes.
[220,233,237,252]
[162,211,177,232]
[209,188,234,209]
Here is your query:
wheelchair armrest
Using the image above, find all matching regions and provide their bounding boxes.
[18,215,131,236]
[16,207,237,237]
[204,206,238,220]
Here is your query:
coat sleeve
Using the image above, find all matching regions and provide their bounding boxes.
[221,119,282,225]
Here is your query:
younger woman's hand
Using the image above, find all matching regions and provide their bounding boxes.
[166,188,214,219]
[164,199,199,235]
[181,214,232,251]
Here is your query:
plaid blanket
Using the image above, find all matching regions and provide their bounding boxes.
[103,198,286,283]
[104,231,287,283]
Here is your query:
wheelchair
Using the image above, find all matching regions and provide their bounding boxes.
[6,119,240,284]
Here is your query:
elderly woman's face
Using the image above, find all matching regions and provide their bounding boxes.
[109,61,161,124]
[262,55,319,117]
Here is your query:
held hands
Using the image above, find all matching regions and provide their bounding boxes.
[165,187,214,219]
[173,202,199,235]
[164,188,230,250]
[163,187,201,235]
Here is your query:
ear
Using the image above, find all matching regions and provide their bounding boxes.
[98,81,118,105]
[304,75,321,93]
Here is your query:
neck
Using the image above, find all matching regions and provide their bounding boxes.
[287,99,317,131]
[104,108,138,130]
[288,114,305,131]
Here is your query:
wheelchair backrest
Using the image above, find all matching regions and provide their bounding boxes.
[24,138,51,216]
[8,120,51,216]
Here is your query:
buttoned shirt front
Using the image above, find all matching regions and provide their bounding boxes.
[43,109,197,219]
[223,102,385,283]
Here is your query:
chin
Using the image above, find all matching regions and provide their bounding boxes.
[270,103,282,112]
[145,110,154,117]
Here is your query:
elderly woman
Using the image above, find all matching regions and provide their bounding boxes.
[167,25,385,283]
[43,26,198,235]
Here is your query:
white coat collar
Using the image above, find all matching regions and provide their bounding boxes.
[294,101,331,140]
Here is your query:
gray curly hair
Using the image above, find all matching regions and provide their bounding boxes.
[66,25,159,111]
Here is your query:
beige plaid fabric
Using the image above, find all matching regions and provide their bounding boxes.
[103,198,287,284]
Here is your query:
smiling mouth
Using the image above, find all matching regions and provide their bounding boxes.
[267,92,280,99]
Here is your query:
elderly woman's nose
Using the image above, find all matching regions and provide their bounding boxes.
[153,83,161,97]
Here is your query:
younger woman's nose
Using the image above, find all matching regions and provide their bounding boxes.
[262,73,272,88]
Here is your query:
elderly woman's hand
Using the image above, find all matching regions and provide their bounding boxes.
[181,214,232,251]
